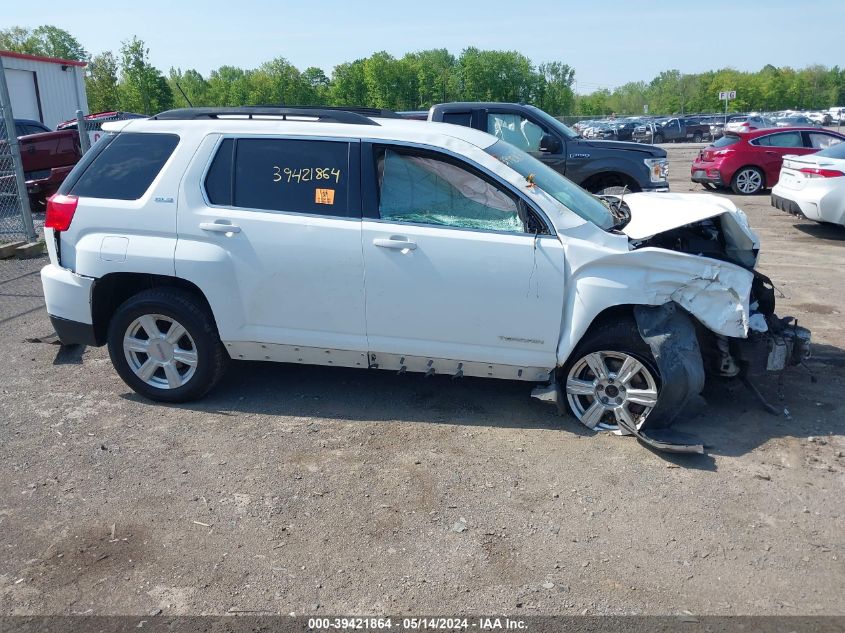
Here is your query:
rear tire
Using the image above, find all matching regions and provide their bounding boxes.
[107,288,228,402]
[692,132,703,143]
[731,166,765,195]
[560,318,665,432]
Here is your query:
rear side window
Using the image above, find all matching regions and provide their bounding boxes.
[753,132,802,148]
[205,138,234,205]
[441,111,472,127]
[70,133,179,200]
[206,137,351,217]
[714,134,740,148]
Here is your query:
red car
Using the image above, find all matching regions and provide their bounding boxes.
[690,127,845,195]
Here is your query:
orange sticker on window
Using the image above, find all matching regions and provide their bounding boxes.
[315,188,335,205]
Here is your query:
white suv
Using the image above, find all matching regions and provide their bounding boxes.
[40,107,809,449]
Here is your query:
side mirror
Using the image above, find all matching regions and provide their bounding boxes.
[539,133,561,154]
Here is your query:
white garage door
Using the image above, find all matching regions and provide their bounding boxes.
[5,68,41,121]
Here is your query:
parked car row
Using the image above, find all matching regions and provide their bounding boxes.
[575,107,844,145]
[572,117,648,141]
[691,127,844,194]
[631,117,710,144]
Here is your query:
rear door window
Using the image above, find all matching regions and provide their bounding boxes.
[211,138,352,217]
[753,132,802,148]
[69,133,179,200]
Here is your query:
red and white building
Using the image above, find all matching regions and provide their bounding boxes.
[1,50,88,129]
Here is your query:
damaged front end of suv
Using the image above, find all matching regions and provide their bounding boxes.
[532,192,811,454]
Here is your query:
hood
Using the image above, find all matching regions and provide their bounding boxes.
[620,192,760,267]
[580,139,665,156]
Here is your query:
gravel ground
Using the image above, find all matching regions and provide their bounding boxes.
[0,145,843,616]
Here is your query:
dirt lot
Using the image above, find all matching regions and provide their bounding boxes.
[1,145,843,616]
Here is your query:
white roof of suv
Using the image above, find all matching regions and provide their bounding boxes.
[103,113,499,151]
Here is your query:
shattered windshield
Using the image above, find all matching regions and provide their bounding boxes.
[484,140,615,230]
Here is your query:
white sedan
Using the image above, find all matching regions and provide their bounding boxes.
[772,141,845,226]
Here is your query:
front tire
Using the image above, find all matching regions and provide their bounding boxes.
[653,133,664,144]
[692,132,703,143]
[107,288,228,402]
[731,166,765,195]
[560,318,663,432]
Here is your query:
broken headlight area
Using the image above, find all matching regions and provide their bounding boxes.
[734,271,811,375]
[734,317,812,374]
[693,269,810,392]
[632,215,758,269]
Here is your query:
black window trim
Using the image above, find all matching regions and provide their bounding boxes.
[360,139,555,237]
[200,133,362,220]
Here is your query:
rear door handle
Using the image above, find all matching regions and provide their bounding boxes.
[200,221,241,234]
[373,237,417,251]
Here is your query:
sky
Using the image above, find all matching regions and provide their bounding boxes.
[6,0,844,92]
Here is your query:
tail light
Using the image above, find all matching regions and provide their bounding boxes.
[799,167,845,179]
[45,194,78,231]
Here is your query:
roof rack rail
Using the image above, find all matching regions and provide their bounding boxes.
[152,106,381,126]
[252,105,404,119]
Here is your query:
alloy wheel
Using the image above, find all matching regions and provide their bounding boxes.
[735,168,763,194]
[565,351,659,432]
[123,314,198,389]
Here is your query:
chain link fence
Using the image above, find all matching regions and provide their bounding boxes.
[0,57,37,244]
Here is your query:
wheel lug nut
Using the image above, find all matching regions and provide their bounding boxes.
[596,384,604,391]
[615,397,623,405]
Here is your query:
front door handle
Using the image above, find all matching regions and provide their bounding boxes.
[200,221,241,234]
[373,237,417,251]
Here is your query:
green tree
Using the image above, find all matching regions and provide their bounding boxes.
[206,66,252,106]
[168,68,210,107]
[248,57,309,105]
[85,52,120,112]
[119,37,173,114]
[0,25,87,61]
[361,51,417,110]
[405,49,456,107]
[457,48,535,103]
[537,61,575,116]
[302,66,330,105]
[330,60,368,107]
[31,25,88,61]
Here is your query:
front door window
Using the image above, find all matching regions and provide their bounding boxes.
[377,148,534,233]
[486,113,546,153]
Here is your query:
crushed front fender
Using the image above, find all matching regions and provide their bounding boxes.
[633,302,706,430]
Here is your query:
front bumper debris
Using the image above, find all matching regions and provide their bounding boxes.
[736,316,811,375]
